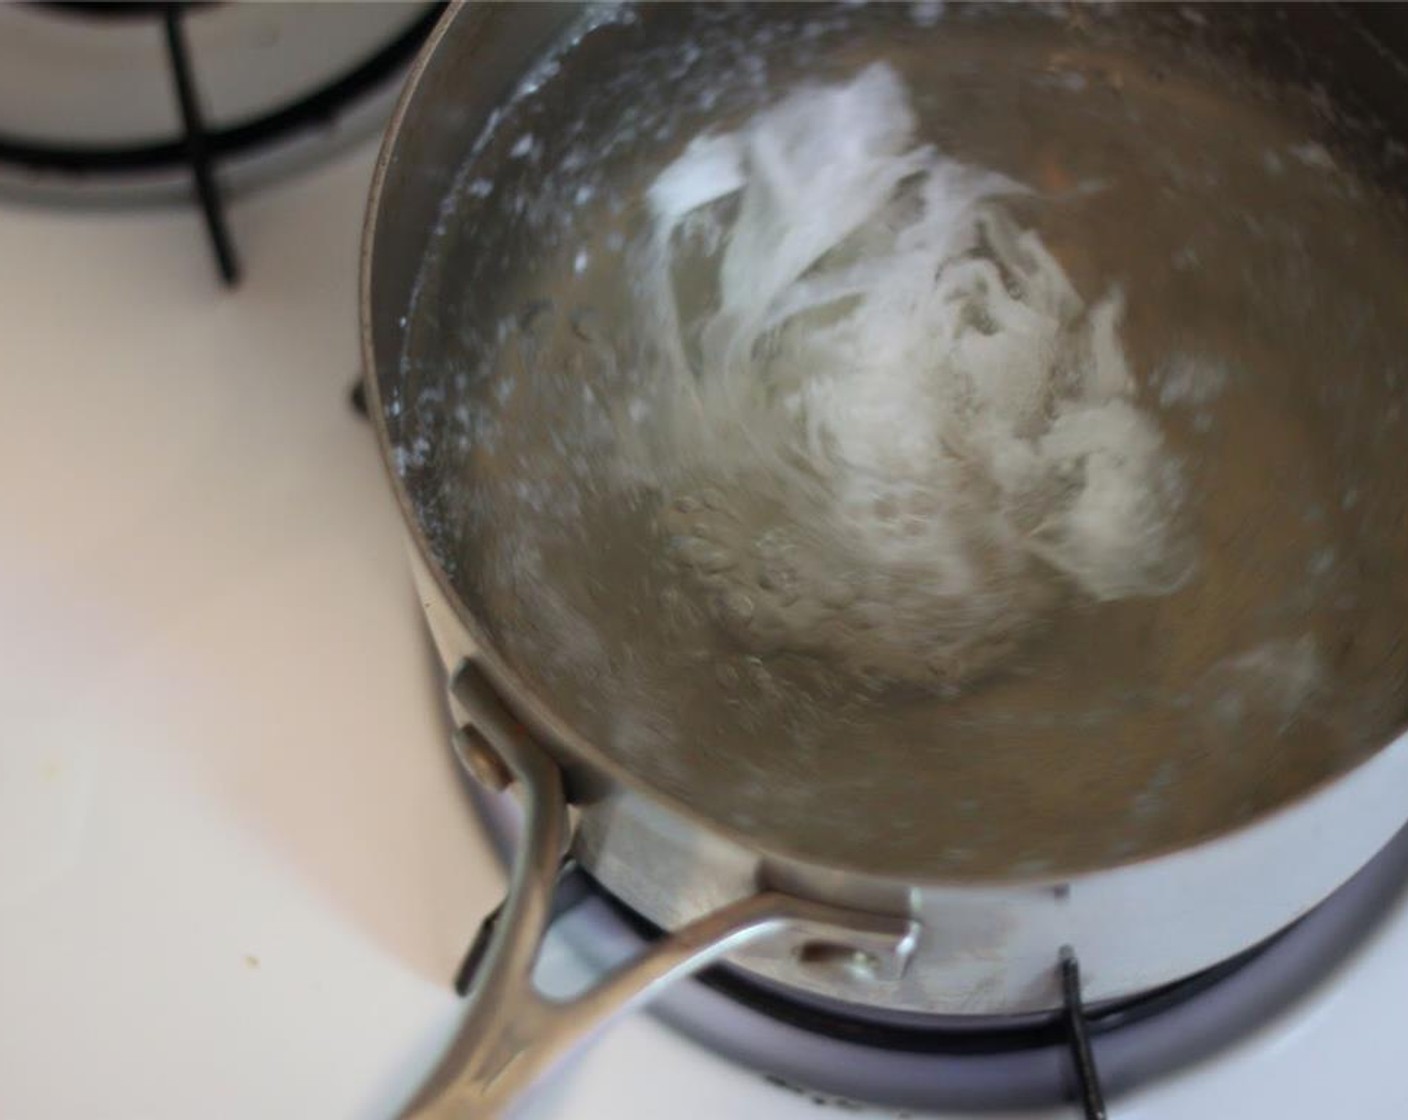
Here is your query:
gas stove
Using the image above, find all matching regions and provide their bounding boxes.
[3,21,1408,1120]
[466,774,1408,1118]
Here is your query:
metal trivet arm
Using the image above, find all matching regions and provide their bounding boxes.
[162,3,239,286]
[1061,946,1109,1120]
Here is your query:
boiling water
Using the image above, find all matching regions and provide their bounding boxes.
[399,5,1408,877]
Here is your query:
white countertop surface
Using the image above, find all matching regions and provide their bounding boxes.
[3,141,1408,1120]
[0,143,903,1120]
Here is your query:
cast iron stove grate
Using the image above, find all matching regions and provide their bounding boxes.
[1,1,441,285]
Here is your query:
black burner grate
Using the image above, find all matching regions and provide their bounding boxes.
[3,2,442,285]
[160,3,238,284]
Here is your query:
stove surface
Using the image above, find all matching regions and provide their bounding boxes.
[1,141,1407,1120]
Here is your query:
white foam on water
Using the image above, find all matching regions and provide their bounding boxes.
[627,62,1192,688]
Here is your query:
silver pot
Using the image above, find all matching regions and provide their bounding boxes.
[361,4,1408,1113]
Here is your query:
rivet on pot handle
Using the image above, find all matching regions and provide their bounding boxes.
[405,660,920,1119]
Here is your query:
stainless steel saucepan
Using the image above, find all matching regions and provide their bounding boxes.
[361,3,1408,1113]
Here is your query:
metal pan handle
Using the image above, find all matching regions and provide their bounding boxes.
[404,661,918,1118]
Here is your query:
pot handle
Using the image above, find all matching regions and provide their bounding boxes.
[405,662,918,1119]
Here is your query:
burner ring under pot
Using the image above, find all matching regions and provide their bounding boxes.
[468,777,1408,1113]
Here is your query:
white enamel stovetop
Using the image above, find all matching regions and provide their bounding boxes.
[2,142,1407,1120]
